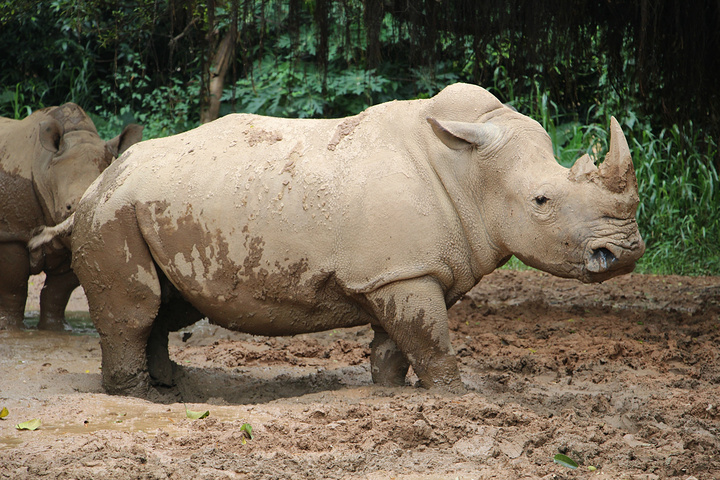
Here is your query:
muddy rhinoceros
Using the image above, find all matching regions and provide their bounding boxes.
[0,103,142,330]
[34,83,645,396]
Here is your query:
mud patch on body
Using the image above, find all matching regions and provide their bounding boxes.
[136,201,239,303]
[243,127,283,147]
[240,235,314,304]
[47,103,98,134]
[327,112,366,151]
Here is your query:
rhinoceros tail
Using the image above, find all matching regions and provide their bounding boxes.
[28,214,75,251]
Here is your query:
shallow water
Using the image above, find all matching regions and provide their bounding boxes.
[22,311,97,336]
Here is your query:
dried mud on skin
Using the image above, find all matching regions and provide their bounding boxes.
[1,270,719,479]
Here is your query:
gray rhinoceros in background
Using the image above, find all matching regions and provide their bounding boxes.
[0,103,143,330]
[38,83,645,396]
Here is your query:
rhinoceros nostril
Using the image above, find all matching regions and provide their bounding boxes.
[66,204,73,211]
[587,247,617,273]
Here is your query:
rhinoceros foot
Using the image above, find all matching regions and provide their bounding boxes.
[102,369,152,398]
[414,360,467,395]
[0,311,25,330]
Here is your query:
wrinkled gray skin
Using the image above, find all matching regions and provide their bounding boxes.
[57,84,644,396]
[0,103,142,330]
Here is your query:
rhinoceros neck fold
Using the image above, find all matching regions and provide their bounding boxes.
[424,149,508,283]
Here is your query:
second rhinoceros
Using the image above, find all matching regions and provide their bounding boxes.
[39,83,645,396]
[0,103,142,330]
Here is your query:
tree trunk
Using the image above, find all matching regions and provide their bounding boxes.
[200,30,235,124]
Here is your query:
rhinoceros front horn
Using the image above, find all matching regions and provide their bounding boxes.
[597,116,638,194]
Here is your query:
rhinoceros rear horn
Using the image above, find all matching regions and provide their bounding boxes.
[427,117,502,151]
[598,117,637,194]
[569,153,598,180]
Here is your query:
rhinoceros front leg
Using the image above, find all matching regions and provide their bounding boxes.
[37,268,80,331]
[366,277,465,393]
[0,243,30,330]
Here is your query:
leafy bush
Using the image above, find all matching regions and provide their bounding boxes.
[2,0,717,275]
[92,48,201,140]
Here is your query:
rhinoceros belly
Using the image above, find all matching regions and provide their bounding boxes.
[133,199,372,335]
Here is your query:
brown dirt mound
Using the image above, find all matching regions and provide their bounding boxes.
[1,270,719,479]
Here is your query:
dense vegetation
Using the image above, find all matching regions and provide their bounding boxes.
[1,0,718,275]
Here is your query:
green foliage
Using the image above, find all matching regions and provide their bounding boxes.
[1,0,717,275]
[631,124,720,275]
[224,8,456,119]
[93,48,201,139]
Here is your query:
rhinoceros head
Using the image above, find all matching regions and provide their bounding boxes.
[429,113,645,283]
[32,104,143,225]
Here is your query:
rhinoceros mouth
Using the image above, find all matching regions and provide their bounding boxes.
[583,236,644,280]
[586,247,618,273]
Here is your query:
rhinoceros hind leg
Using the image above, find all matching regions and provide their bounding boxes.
[147,319,174,388]
[37,269,79,331]
[75,215,162,398]
[370,325,410,386]
[147,280,205,387]
[0,243,30,330]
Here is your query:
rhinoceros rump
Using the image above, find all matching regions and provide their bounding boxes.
[0,104,142,330]
[62,83,644,396]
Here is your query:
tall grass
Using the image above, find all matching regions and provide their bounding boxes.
[631,124,719,275]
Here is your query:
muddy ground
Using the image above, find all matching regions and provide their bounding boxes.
[1,269,719,479]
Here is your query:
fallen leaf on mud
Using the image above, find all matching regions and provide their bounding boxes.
[15,419,41,431]
[553,453,579,469]
[185,407,210,419]
[240,423,253,444]
[0,407,8,419]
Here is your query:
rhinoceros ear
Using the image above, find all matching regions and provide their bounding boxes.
[427,117,502,151]
[106,123,144,158]
[39,119,64,153]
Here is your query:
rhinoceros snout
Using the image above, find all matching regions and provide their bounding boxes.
[585,236,645,277]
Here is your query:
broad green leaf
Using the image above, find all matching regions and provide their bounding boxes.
[553,453,579,469]
[240,423,253,440]
[15,418,41,431]
[185,408,209,420]
[0,407,8,419]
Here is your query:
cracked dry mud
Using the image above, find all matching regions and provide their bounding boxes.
[1,269,719,479]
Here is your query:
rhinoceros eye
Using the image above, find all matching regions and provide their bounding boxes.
[534,195,548,206]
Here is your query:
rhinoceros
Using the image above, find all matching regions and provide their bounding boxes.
[33,83,644,396]
[0,103,142,330]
